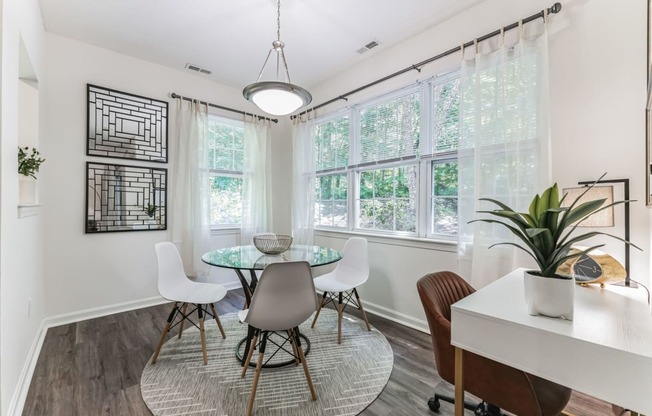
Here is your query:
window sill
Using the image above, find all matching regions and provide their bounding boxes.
[314,228,457,252]
[210,227,240,236]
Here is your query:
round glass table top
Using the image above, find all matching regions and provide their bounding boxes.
[201,244,342,270]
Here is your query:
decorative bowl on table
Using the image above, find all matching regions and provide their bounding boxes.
[253,234,293,254]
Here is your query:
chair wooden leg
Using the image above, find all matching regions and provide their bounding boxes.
[311,291,327,328]
[151,302,179,364]
[288,329,299,366]
[198,304,208,365]
[294,327,316,400]
[209,303,226,339]
[337,292,344,344]
[241,329,259,378]
[246,332,267,416]
[353,288,371,331]
[177,303,188,339]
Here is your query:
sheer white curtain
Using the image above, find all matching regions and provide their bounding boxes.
[291,114,316,245]
[458,21,551,288]
[241,116,272,244]
[171,99,211,278]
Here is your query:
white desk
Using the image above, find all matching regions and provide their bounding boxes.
[451,268,652,415]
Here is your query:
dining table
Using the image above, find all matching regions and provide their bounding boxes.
[201,244,342,367]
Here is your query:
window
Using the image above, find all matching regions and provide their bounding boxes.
[313,71,461,239]
[208,115,244,228]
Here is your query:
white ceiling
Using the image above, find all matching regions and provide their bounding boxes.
[38,0,485,90]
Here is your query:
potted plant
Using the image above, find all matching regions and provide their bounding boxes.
[18,146,45,179]
[471,175,639,320]
[18,146,45,204]
[144,203,157,218]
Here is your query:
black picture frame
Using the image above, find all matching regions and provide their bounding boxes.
[87,84,168,163]
[85,161,167,233]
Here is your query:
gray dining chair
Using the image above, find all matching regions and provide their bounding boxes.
[238,261,318,416]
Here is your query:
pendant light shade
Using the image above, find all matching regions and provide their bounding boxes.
[243,1,311,116]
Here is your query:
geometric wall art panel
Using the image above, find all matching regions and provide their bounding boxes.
[86,162,167,233]
[87,84,168,163]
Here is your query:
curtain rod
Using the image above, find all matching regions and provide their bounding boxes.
[291,2,562,120]
[170,93,278,123]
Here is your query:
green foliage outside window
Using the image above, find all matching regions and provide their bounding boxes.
[359,166,417,232]
[211,176,242,225]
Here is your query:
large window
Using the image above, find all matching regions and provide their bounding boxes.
[208,115,244,228]
[313,71,460,239]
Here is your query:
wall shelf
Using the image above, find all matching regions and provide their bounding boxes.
[18,203,42,218]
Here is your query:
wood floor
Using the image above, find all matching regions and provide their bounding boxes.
[23,289,615,416]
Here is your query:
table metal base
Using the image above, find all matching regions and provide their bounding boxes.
[236,333,311,368]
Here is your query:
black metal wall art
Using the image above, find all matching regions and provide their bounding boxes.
[86,162,167,233]
[87,84,168,162]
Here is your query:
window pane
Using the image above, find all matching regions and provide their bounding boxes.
[208,118,245,172]
[315,115,350,171]
[315,173,347,228]
[432,197,458,235]
[360,171,374,200]
[433,161,458,196]
[431,161,458,236]
[396,198,416,232]
[374,169,394,198]
[356,165,417,233]
[358,91,420,165]
[432,78,460,153]
[211,175,243,226]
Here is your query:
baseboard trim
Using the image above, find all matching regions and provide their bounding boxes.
[8,320,47,416]
[362,299,430,334]
[316,290,430,334]
[44,296,169,328]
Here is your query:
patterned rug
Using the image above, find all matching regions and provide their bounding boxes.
[141,309,393,416]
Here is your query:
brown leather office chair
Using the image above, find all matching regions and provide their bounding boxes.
[417,271,572,416]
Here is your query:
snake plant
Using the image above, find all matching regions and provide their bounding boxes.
[470,176,639,278]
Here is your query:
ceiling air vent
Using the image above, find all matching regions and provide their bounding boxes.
[185,63,212,75]
[356,40,380,55]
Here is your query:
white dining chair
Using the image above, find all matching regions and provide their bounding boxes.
[151,242,227,366]
[311,237,371,344]
[239,261,317,416]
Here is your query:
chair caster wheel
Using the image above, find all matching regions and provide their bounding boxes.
[428,397,441,412]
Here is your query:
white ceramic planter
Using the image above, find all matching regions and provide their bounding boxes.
[523,270,574,320]
[19,176,37,204]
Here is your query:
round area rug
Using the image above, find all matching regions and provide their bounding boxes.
[141,308,394,416]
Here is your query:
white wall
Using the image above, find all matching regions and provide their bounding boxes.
[40,33,267,319]
[301,0,649,330]
[0,0,46,413]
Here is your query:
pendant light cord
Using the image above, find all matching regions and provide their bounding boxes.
[277,0,281,42]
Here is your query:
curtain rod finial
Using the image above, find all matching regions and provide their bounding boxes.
[549,2,562,14]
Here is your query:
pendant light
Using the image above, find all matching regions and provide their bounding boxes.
[242,0,311,116]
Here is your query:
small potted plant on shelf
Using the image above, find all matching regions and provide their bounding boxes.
[18,146,45,179]
[18,146,45,204]
[470,174,639,320]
